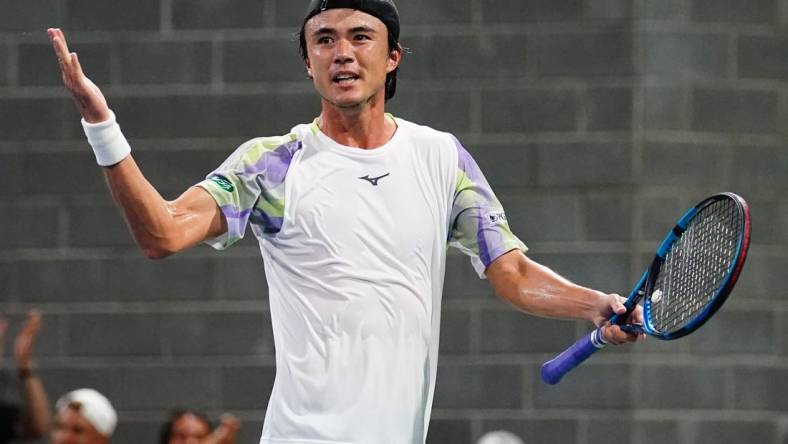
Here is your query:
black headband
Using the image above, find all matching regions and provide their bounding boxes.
[303,0,400,41]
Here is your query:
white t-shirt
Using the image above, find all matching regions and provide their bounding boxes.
[198,116,526,444]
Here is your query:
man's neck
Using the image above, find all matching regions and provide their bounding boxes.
[318,100,396,149]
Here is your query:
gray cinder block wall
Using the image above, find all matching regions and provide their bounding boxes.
[0,1,785,443]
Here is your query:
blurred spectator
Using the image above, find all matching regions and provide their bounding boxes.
[0,310,51,442]
[52,388,116,444]
[477,430,525,444]
[159,410,239,444]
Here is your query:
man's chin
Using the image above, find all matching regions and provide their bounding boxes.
[318,88,383,111]
[325,95,369,110]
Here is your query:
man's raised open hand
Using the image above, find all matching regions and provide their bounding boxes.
[15,310,42,372]
[48,28,110,123]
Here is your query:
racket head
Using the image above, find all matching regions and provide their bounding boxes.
[641,192,751,340]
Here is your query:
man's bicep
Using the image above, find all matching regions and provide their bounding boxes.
[485,249,528,298]
[171,186,228,249]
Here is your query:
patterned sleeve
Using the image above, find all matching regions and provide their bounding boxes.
[448,136,527,277]
[196,135,300,250]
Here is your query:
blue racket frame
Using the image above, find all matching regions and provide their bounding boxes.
[541,192,751,385]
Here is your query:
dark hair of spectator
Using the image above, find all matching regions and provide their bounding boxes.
[158,409,212,444]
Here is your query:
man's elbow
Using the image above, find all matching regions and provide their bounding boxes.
[138,237,180,260]
[142,246,173,260]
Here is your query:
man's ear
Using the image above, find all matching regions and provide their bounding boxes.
[386,44,403,73]
[305,58,313,79]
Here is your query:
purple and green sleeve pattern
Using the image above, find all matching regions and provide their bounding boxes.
[197,134,301,249]
[448,137,527,276]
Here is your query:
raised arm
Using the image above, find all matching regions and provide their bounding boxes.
[202,414,240,444]
[14,311,50,438]
[49,28,225,258]
[486,250,642,344]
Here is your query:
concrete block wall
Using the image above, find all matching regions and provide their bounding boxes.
[0,0,785,443]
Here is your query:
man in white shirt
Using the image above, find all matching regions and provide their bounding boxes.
[48,1,642,442]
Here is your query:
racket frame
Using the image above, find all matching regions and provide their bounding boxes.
[640,192,751,340]
[540,192,751,384]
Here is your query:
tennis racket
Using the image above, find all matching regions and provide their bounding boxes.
[541,192,751,385]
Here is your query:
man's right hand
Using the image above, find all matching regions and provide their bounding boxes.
[15,310,42,373]
[204,414,240,444]
[48,28,111,123]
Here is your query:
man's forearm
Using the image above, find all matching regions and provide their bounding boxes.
[488,251,610,324]
[18,373,50,437]
[103,156,226,259]
[102,156,183,258]
[512,261,607,321]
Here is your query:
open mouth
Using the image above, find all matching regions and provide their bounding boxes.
[332,73,360,84]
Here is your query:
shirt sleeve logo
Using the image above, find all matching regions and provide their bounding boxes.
[486,211,508,227]
[210,176,235,192]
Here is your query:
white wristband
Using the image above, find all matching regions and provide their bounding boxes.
[81,111,132,167]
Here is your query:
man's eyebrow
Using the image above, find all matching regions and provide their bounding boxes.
[311,25,377,37]
[349,25,377,34]
[312,26,336,37]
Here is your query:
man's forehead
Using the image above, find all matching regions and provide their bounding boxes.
[57,404,83,418]
[56,407,97,431]
[305,8,386,33]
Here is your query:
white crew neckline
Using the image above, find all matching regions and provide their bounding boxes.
[310,114,402,158]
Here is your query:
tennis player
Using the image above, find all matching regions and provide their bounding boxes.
[49,1,642,442]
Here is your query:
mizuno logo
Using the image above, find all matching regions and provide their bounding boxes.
[359,173,390,186]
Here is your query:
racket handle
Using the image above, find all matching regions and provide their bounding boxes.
[541,327,608,385]
[619,323,645,335]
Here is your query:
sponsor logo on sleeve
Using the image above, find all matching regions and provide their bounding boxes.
[486,211,508,227]
[210,176,235,192]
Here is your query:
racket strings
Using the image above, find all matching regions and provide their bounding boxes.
[649,199,742,333]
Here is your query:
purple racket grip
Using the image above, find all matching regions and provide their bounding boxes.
[541,327,608,385]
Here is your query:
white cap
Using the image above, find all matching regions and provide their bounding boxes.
[55,388,117,437]
[477,430,525,444]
